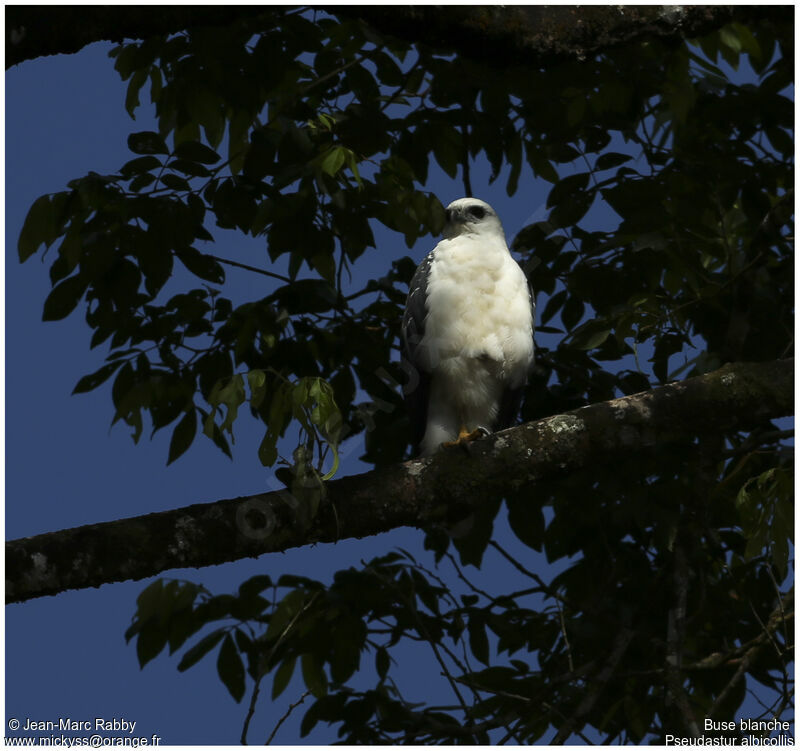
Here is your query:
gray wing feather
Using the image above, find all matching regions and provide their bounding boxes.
[401,251,435,452]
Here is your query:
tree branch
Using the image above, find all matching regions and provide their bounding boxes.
[7,6,789,70]
[327,6,786,68]
[708,591,794,719]
[6,358,793,604]
[550,627,635,744]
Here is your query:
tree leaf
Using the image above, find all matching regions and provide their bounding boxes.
[161,173,191,192]
[174,140,221,164]
[72,360,125,394]
[506,496,545,551]
[238,574,272,599]
[175,246,225,284]
[375,647,390,680]
[217,633,246,702]
[272,655,297,699]
[167,409,197,465]
[19,194,56,262]
[128,131,170,155]
[120,155,162,176]
[178,628,226,672]
[468,616,490,665]
[573,328,611,351]
[595,152,633,171]
[135,621,168,668]
[320,146,347,177]
[42,274,89,321]
[301,653,328,698]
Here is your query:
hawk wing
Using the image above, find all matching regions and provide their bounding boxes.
[400,250,435,454]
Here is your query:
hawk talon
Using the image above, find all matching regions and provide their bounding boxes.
[442,426,490,450]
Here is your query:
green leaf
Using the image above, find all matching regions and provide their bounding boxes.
[320,146,347,177]
[19,195,56,262]
[72,360,125,395]
[301,653,328,698]
[329,619,363,683]
[246,369,267,409]
[125,68,148,118]
[175,246,225,284]
[272,655,297,699]
[217,633,246,702]
[540,289,567,325]
[506,132,523,197]
[375,647,390,680]
[133,579,165,622]
[765,127,792,156]
[527,147,559,183]
[161,173,191,192]
[468,616,490,665]
[560,295,585,330]
[128,131,169,155]
[506,496,545,551]
[199,408,233,459]
[129,173,156,192]
[209,375,246,436]
[719,24,742,54]
[169,159,211,178]
[452,495,502,568]
[168,409,197,464]
[136,622,169,668]
[120,155,162,176]
[573,328,611,351]
[178,628,226,672]
[238,574,272,599]
[595,152,633,171]
[265,589,308,642]
[42,274,89,321]
[431,125,462,179]
[174,140,221,164]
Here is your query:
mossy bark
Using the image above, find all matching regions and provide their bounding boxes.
[7,358,792,603]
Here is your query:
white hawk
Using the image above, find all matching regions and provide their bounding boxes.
[401,198,535,456]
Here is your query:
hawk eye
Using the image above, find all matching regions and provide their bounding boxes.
[468,206,486,219]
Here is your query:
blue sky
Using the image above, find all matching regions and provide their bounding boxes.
[5,39,557,746]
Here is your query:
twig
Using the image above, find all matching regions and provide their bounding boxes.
[556,599,574,673]
[665,541,700,737]
[241,673,263,745]
[489,540,572,607]
[207,253,291,284]
[550,628,634,744]
[240,591,320,744]
[708,592,794,718]
[265,690,311,745]
[366,567,478,741]
[541,701,597,745]
[445,551,494,602]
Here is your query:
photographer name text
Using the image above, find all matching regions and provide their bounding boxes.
[18,719,137,734]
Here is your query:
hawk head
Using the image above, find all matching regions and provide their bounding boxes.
[442,198,505,240]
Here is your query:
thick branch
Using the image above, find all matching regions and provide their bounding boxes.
[6,359,793,604]
[7,6,788,70]
[329,6,786,68]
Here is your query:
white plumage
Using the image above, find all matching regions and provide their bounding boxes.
[401,198,535,456]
